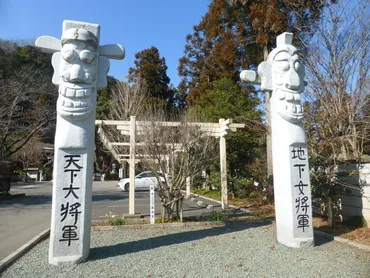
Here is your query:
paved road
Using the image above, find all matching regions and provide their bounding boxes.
[0,181,221,260]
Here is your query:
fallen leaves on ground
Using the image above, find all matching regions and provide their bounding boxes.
[313,217,370,246]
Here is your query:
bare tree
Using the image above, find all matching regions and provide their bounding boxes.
[303,0,370,226]
[109,80,150,121]
[104,80,150,141]
[0,66,57,160]
[101,79,217,220]
[11,136,44,181]
[304,0,370,162]
[138,112,217,221]
[95,80,150,172]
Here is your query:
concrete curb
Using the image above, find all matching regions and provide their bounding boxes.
[314,230,370,252]
[181,190,251,213]
[0,228,50,273]
[92,221,225,231]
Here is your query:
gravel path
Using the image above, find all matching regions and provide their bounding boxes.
[1,221,369,278]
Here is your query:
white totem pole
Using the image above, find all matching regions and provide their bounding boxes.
[36,20,125,265]
[240,32,314,248]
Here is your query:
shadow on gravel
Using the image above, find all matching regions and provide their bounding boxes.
[89,220,272,261]
[314,234,333,246]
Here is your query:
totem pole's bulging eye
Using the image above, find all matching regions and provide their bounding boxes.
[80,50,96,64]
[61,45,77,62]
[294,61,302,72]
[275,60,290,72]
[273,51,291,73]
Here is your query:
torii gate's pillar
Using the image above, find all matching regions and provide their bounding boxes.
[36,20,125,265]
[129,116,136,215]
[219,118,232,209]
[240,33,313,248]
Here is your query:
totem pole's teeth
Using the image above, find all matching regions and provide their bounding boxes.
[73,101,88,108]
[285,92,294,101]
[76,89,85,97]
[59,87,66,96]
[278,90,286,100]
[296,105,302,113]
[59,86,94,99]
[64,101,73,107]
[286,103,296,113]
[66,88,76,97]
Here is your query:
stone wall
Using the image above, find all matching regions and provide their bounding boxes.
[338,163,370,224]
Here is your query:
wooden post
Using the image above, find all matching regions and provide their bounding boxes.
[150,184,155,224]
[129,116,136,215]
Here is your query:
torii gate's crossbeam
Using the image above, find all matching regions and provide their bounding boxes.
[95,118,245,210]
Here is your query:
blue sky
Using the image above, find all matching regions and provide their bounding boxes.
[0,0,210,86]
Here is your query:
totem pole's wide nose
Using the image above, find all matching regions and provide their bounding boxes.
[285,68,300,90]
[69,64,86,83]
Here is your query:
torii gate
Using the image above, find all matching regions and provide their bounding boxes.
[95,117,245,212]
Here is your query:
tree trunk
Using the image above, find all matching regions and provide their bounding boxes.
[161,206,165,223]
[326,196,334,228]
[264,44,274,202]
[205,168,211,190]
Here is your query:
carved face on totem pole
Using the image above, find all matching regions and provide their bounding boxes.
[56,28,99,120]
[258,33,305,123]
[35,21,124,122]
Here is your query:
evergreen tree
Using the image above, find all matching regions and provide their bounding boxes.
[189,78,266,197]
[128,46,172,103]
[178,0,334,104]
[95,76,119,120]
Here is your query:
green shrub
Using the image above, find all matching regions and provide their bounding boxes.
[106,211,125,226]
[345,215,368,228]
[43,167,53,180]
[209,171,221,191]
[206,209,228,221]
[155,217,163,224]
[232,177,255,199]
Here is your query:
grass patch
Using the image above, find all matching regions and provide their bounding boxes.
[192,189,221,201]
[204,209,228,221]
[106,211,125,226]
